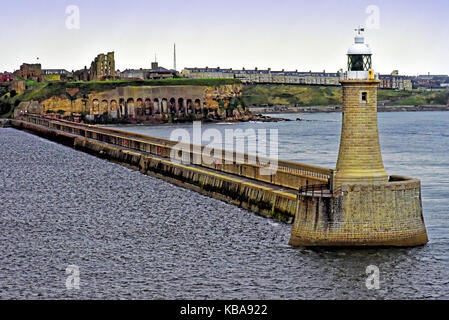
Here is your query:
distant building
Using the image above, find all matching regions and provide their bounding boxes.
[0,72,14,83]
[90,52,116,81]
[120,68,146,80]
[42,69,71,82]
[379,74,412,90]
[72,52,117,82]
[14,63,42,81]
[412,74,449,89]
[73,67,90,82]
[181,67,341,85]
[42,69,70,75]
[120,61,176,80]
[147,61,176,79]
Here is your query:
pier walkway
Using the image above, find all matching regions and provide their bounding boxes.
[11,115,334,222]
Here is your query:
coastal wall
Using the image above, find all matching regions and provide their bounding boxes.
[14,84,247,123]
[289,177,428,246]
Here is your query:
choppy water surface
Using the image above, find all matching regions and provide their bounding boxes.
[1,111,448,299]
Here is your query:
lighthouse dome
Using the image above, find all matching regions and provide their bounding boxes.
[347,28,372,55]
[347,42,372,55]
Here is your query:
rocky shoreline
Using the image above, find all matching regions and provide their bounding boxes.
[249,104,449,114]
[90,113,290,126]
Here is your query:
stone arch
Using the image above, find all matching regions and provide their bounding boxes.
[110,100,118,119]
[178,98,185,114]
[186,99,194,114]
[119,98,126,118]
[194,99,201,114]
[169,98,176,114]
[144,98,152,115]
[136,98,143,117]
[153,98,160,114]
[161,98,168,114]
[126,98,135,118]
[101,100,109,114]
[92,99,100,115]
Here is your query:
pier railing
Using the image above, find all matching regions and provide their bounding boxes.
[298,181,332,198]
[19,115,333,190]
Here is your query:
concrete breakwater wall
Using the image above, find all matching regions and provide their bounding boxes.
[11,118,299,222]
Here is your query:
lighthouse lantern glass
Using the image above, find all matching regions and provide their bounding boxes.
[348,54,372,72]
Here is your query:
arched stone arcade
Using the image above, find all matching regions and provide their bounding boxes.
[89,95,206,120]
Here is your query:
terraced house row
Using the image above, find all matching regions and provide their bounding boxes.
[181,67,342,85]
[181,67,417,90]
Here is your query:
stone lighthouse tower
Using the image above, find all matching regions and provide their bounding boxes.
[289,28,428,247]
[334,28,388,186]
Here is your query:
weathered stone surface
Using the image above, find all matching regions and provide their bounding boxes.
[289,79,428,247]
[24,84,246,123]
[289,178,428,247]
[334,80,388,185]
[14,100,42,118]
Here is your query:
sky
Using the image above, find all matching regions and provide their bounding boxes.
[1,0,448,75]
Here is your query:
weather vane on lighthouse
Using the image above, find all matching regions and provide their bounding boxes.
[355,26,365,34]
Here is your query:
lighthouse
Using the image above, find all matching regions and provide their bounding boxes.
[289,28,428,247]
[334,27,389,186]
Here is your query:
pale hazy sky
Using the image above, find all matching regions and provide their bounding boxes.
[1,0,448,75]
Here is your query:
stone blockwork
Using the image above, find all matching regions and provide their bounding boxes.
[34,84,244,123]
[289,177,429,246]
[90,52,116,81]
[335,80,388,185]
[15,63,42,81]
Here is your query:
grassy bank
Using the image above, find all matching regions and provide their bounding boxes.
[65,78,240,92]
[242,84,449,107]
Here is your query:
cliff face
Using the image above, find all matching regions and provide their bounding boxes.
[15,83,248,123]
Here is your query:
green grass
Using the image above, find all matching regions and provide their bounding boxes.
[241,85,342,106]
[378,88,449,105]
[10,78,240,103]
[25,79,40,86]
[242,85,449,107]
